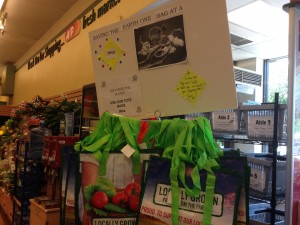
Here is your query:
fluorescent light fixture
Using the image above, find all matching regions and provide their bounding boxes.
[0,17,6,29]
[228,1,288,38]
[0,0,4,10]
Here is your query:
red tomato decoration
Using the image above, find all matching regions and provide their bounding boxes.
[125,182,141,197]
[129,195,140,212]
[112,192,129,208]
[90,191,109,209]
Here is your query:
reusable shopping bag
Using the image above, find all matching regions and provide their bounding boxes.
[220,152,250,225]
[74,112,161,225]
[60,145,79,225]
[138,156,241,225]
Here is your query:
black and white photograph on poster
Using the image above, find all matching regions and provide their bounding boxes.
[134,15,187,70]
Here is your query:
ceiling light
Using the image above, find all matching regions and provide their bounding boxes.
[0,0,4,11]
[0,17,6,30]
[228,1,288,38]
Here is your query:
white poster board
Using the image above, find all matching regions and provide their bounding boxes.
[89,0,237,118]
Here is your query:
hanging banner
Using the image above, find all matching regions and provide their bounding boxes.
[89,0,237,118]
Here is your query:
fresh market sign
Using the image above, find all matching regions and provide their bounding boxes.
[82,0,121,29]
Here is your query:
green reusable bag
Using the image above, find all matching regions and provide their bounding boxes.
[138,156,242,225]
[75,112,224,225]
[75,112,149,176]
[74,112,162,225]
[152,117,223,225]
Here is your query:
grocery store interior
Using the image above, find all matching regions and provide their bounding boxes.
[0,0,299,225]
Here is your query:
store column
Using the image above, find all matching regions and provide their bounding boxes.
[284,1,300,225]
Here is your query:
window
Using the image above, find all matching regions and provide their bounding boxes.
[264,56,288,155]
[264,57,288,103]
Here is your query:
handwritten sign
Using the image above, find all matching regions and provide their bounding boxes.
[212,111,238,132]
[248,115,274,139]
[175,69,206,106]
[97,74,143,116]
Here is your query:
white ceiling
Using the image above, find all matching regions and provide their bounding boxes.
[227,0,290,61]
[0,0,78,64]
[0,0,291,65]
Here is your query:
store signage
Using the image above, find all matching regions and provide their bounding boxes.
[212,111,238,132]
[65,19,81,42]
[248,115,274,138]
[28,39,64,70]
[98,74,143,116]
[27,0,120,70]
[82,0,121,29]
[89,0,237,118]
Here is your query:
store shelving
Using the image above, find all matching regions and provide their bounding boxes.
[12,137,46,225]
[212,93,286,224]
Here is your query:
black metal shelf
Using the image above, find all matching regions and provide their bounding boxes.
[214,93,284,225]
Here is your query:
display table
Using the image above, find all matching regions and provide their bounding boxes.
[29,199,60,225]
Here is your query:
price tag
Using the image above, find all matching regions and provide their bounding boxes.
[248,115,274,138]
[121,144,136,158]
[212,111,238,132]
[138,143,147,150]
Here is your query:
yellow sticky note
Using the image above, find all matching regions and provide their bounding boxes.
[175,69,206,106]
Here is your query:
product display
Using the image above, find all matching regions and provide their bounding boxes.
[78,152,158,225]
[13,140,46,225]
[0,93,288,225]
[60,145,79,225]
[139,156,242,225]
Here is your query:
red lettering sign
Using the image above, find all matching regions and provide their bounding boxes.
[65,19,81,42]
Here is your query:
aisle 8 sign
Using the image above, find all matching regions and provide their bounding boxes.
[250,168,266,192]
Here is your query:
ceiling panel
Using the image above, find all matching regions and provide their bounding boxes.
[0,0,78,64]
[226,0,256,12]
[231,48,257,61]
[263,0,290,8]
[229,22,271,46]
[240,36,288,59]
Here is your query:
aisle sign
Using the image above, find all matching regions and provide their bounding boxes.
[248,116,274,139]
[250,168,266,192]
[89,0,237,118]
[212,111,238,132]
